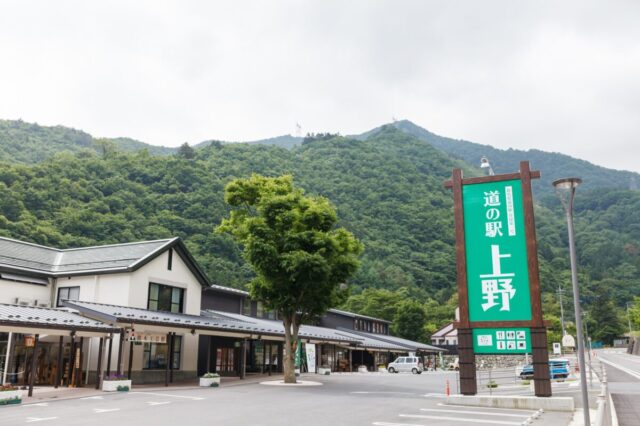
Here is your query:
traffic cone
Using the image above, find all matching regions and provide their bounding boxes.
[445,379,451,396]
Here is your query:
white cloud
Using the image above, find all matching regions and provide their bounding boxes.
[0,0,638,171]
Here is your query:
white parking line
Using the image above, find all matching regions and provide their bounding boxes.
[420,408,530,418]
[80,396,104,400]
[437,403,537,413]
[352,391,417,395]
[25,417,57,423]
[94,408,120,413]
[22,403,49,407]
[373,422,426,426]
[399,414,522,425]
[146,401,171,406]
[131,392,204,400]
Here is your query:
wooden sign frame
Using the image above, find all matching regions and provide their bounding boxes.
[444,161,551,397]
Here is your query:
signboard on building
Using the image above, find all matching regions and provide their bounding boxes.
[553,342,562,355]
[128,332,167,344]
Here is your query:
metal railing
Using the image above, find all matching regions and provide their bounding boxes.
[594,364,618,426]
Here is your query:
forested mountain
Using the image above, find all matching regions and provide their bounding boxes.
[0,119,635,343]
[362,120,639,196]
[0,120,174,163]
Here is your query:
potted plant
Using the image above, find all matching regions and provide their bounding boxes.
[199,372,220,387]
[0,385,22,405]
[377,364,387,373]
[102,374,132,392]
[357,365,368,373]
[317,365,331,375]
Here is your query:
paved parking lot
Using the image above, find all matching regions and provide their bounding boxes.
[0,371,577,425]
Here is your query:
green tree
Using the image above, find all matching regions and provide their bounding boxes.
[588,293,624,345]
[177,142,196,159]
[627,296,640,333]
[218,174,363,383]
[393,300,427,342]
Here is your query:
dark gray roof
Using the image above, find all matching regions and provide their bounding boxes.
[203,310,360,344]
[0,237,208,286]
[327,308,392,324]
[341,328,446,352]
[204,284,249,296]
[332,330,412,351]
[0,303,119,333]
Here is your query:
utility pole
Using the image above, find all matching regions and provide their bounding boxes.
[557,285,566,336]
[627,302,633,336]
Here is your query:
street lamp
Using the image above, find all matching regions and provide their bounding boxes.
[626,302,634,336]
[553,177,589,425]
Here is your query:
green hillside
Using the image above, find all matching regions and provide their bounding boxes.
[0,119,174,163]
[0,120,634,343]
[364,120,639,196]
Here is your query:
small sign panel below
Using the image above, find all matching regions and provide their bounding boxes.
[473,328,531,354]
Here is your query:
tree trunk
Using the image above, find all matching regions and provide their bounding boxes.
[283,315,299,384]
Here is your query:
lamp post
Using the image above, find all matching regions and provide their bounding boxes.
[627,302,633,336]
[553,177,589,426]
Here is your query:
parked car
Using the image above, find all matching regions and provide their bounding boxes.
[447,357,459,371]
[387,356,423,374]
[520,358,570,380]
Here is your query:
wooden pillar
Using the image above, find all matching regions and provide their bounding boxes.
[106,334,113,376]
[458,328,477,395]
[28,334,39,397]
[77,337,84,387]
[1,332,12,386]
[169,333,175,383]
[206,336,212,373]
[68,335,76,387]
[531,327,552,397]
[261,340,266,374]
[127,338,134,380]
[241,339,247,379]
[54,336,63,389]
[95,337,104,390]
[349,349,353,372]
[165,332,171,387]
[116,330,124,376]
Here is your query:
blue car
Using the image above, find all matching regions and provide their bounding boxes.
[520,358,570,380]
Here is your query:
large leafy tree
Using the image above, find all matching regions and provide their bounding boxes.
[218,174,363,383]
[393,300,427,342]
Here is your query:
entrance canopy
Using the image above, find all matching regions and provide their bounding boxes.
[0,303,119,337]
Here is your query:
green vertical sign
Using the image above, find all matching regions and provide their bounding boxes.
[463,179,532,322]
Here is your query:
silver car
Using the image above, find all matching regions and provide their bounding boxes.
[387,356,423,374]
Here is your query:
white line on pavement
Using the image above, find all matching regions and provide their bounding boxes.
[437,403,537,413]
[351,391,416,395]
[25,417,58,423]
[399,414,522,425]
[22,403,49,407]
[131,392,204,400]
[373,422,426,426]
[80,396,104,400]
[599,357,640,380]
[420,408,530,418]
[146,401,171,406]
[94,408,120,413]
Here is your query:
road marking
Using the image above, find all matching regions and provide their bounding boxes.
[23,403,49,407]
[420,408,530,418]
[373,423,426,426]
[25,417,58,423]
[422,393,447,398]
[437,403,537,413]
[94,408,120,413]
[131,392,204,400]
[146,401,171,406]
[351,391,416,395]
[80,396,104,400]
[399,414,522,425]
[598,358,640,381]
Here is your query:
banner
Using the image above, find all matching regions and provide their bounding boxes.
[305,343,316,373]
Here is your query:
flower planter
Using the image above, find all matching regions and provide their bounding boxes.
[102,380,132,392]
[377,367,388,373]
[0,390,22,406]
[358,365,368,373]
[317,367,331,375]
[199,377,221,387]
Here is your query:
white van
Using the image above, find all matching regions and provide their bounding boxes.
[387,356,423,374]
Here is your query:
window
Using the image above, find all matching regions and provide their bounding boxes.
[242,299,252,316]
[167,249,173,271]
[57,287,80,307]
[256,302,264,318]
[143,336,182,370]
[148,283,184,313]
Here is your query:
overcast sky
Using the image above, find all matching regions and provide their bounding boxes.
[1,1,639,171]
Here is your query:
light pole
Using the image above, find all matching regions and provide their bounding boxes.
[553,177,589,425]
[627,302,633,336]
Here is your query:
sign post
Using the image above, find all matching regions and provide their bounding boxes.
[445,161,551,397]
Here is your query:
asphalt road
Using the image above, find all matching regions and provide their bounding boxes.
[0,371,573,426]
[597,349,640,426]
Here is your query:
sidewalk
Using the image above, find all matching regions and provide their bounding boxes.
[19,373,284,405]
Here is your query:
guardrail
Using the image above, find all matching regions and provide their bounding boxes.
[594,364,618,426]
